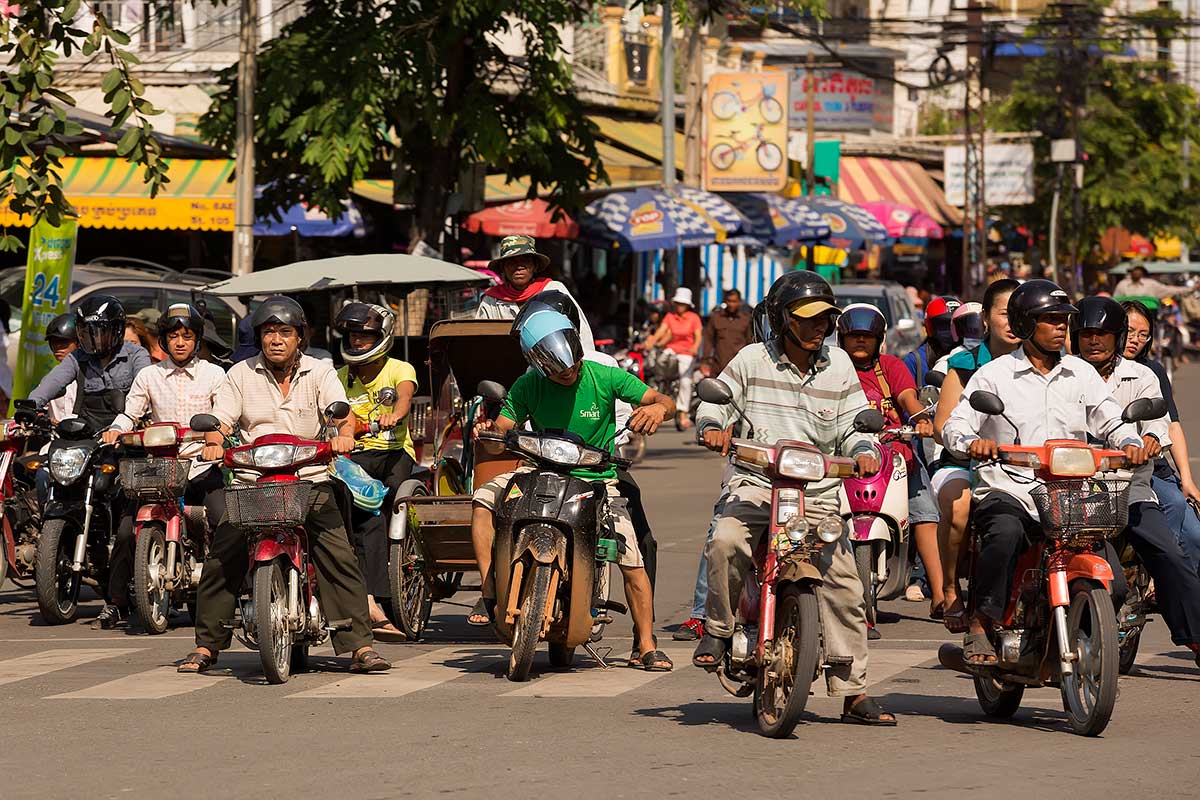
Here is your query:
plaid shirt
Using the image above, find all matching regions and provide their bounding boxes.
[111,357,227,434]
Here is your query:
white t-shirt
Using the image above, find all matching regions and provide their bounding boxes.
[474,280,595,351]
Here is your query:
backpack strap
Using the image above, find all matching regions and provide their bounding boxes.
[873,360,892,400]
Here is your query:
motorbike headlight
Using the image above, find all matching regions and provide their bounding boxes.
[50,447,89,485]
[778,448,825,482]
[141,424,179,448]
[517,435,601,467]
[776,488,801,525]
[891,451,906,473]
[816,515,844,543]
[1048,446,1096,477]
[785,514,810,543]
[233,444,318,468]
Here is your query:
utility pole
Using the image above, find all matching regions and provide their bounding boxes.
[962,1,986,295]
[232,0,257,276]
[1184,0,1194,264]
[661,3,675,192]
[805,51,816,195]
[682,21,703,187]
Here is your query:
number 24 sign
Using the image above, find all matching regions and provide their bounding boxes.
[31,272,62,308]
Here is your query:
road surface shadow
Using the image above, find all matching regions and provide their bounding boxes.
[876,689,1071,733]
[634,700,780,734]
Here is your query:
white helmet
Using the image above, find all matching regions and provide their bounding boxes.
[334,302,395,365]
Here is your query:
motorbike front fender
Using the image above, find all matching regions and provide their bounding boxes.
[512,523,567,569]
[252,535,303,572]
[776,559,823,586]
[848,514,893,543]
[43,499,85,521]
[1050,553,1114,606]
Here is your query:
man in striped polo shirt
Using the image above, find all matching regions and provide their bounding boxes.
[692,271,896,726]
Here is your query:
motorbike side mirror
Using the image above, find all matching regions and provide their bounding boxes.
[13,399,35,410]
[377,387,398,406]
[918,386,940,407]
[189,413,221,433]
[57,418,89,438]
[696,377,733,405]
[969,390,1006,416]
[1122,397,1167,424]
[852,409,886,434]
[477,380,507,403]
[325,401,351,421]
[925,370,945,389]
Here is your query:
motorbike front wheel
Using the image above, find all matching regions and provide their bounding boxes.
[508,562,554,682]
[1060,583,1119,736]
[134,524,171,635]
[254,561,294,685]
[753,583,820,738]
[853,543,878,628]
[35,518,82,625]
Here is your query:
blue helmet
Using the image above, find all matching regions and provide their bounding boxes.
[513,308,583,377]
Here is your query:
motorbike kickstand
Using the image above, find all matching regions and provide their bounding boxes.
[583,643,613,670]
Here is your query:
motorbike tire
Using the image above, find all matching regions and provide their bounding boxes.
[133,524,171,635]
[1118,627,1142,675]
[973,675,1024,718]
[853,543,878,628]
[0,536,7,591]
[508,562,554,682]
[1060,583,1119,737]
[389,536,432,641]
[548,643,575,668]
[254,561,293,685]
[35,518,82,625]
[753,583,820,738]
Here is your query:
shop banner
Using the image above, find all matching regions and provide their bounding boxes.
[944,143,1036,206]
[788,68,894,133]
[13,217,77,407]
[703,72,789,192]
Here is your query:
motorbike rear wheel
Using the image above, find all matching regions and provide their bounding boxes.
[1060,583,1119,736]
[134,524,171,635]
[753,583,820,738]
[254,561,293,685]
[388,482,432,640]
[0,536,8,591]
[35,518,81,625]
[853,543,878,628]
[508,562,554,682]
[973,675,1024,718]
[1118,627,1142,675]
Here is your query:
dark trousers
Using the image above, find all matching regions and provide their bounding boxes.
[347,449,414,598]
[972,493,1041,622]
[1109,502,1200,646]
[194,482,372,655]
[109,467,226,607]
[616,468,656,588]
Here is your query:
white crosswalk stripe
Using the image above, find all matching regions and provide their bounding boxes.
[47,665,227,700]
[0,649,142,688]
[287,646,500,699]
[502,646,692,697]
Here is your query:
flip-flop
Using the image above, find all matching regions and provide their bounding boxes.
[640,650,674,672]
[371,620,407,642]
[692,634,729,671]
[930,601,946,621]
[841,696,897,726]
[467,597,494,627]
[943,599,968,634]
[177,650,218,674]
[350,648,392,673]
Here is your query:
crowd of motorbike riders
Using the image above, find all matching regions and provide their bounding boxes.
[4,232,1200,723]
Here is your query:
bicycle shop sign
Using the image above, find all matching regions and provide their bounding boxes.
[703,71,790,192]
[787,68,894,133]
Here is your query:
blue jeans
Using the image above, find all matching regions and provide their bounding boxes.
[690,492,731,619]
[1152,472,1200,576]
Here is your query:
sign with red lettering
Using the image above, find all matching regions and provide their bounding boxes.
[788,68,894,133]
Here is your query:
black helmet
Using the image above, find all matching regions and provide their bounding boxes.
[334,302,395,365]
[250,295,307,342]
[46,313,77,343]
[157,303,205,353]
[1071,296,1127,370]
[511,290,581,335]
[751,302,773,344]
[1007,279,1077,340]
[75,294,126,358]
[766,270,839,339]
[836,303,887,357]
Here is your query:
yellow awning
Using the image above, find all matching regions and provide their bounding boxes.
[1,157,236,231]
[588,115,685,173]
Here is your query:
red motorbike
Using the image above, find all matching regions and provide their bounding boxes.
[939,391,1164,736]
[118,422,210,634]
[191,401,349,684]
[0,403,55,591]
[696,378,883,738]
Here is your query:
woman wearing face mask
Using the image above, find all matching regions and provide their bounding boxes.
[903,295,961,386]
[1123,300,1200,574]
[931,279,1022,632]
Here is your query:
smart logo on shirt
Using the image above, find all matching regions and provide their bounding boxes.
[580,401,602,420]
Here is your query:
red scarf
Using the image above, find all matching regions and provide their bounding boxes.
[484,276,552,304]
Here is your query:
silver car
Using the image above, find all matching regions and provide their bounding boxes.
[832,280,923,358]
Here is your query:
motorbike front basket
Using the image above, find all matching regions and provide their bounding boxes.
[1030,478,1130,545]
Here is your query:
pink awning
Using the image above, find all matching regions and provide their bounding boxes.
[463,199,578,239]
[859,200,945,240]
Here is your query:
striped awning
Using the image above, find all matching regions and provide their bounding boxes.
[589,115,686,172]
[1,157,236,231]
[838,157,963,227]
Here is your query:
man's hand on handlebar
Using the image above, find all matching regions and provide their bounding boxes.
[856,453,881,477]
[1141,434,1162,460]
[101,429,121,445]
[701,426,733,456]
[201,443,224,462]
[473,417,495,438]
[968,438,1000,461]
[914,419,935,438]
[628,404,667,435]
[377,411,402,431]
[1124,443,1150,467]
[330,435,355,455]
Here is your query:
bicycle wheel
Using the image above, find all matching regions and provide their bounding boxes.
[711,91,741,120]
[710,143,736,171]
[756,142,783,171]
[759,96,784,124]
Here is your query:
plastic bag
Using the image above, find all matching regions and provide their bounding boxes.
[330,455,386,514]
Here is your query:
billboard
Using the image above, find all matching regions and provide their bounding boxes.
[703,72,789,192]
[788,68,894,133]
[944,143,1036,206]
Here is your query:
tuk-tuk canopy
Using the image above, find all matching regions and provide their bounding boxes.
[201,254,488,296]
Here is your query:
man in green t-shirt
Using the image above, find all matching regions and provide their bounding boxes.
[472,309,676,670]
[334,302,418,640]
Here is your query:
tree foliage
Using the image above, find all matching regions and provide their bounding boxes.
[0,1,167,251]
[201,0,608,250]
[993,1,1200,256]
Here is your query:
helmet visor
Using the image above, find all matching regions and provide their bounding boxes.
[337,303,389,333]
[952,313,985,343]
[78,321,121,356]
[518,310,582,377]
[838,306,885,337]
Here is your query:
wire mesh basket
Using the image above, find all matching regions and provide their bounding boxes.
[1030,478,1130,543]
[225,481,312,529]
[120,458,190,499]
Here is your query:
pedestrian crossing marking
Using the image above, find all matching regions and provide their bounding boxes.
[46,665,226,700]
[501,646,692,697]
[287,646,501,699]
[0,648,142,688]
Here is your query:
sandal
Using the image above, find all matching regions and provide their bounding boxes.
[841,696,897,726]
[371,620,407,643]
[350,648,392,673]
[692,634,729,671]
[629,635,659,667]
[640,650,674,672]
[943,598,968,634]
[177,650,218,674]
[929,600,945,621]
[963,631,998,666]
[467,597,494,627]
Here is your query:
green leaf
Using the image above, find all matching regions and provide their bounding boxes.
[115,126,139,156]
[111,88,129,115]
[100,67,122,94]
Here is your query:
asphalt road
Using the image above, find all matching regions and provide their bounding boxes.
[3,370,1200,799]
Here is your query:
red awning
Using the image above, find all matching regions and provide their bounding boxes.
[838,157,963,228]
[463,198,578,239]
